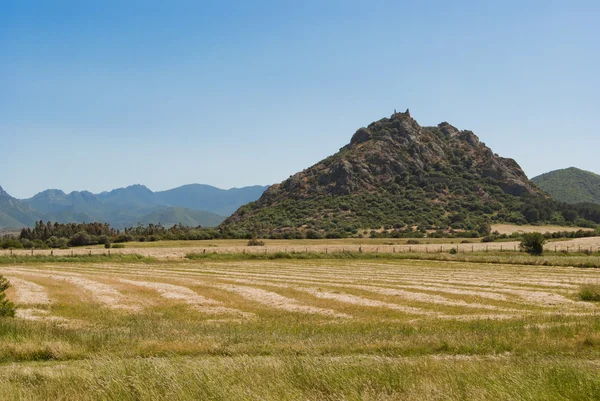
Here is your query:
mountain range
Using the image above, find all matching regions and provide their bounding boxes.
[532,167,600,205]
[0,184,267,229]
[223,110,599,236]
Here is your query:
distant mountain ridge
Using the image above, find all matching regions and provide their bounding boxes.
[532,167,600,205]
[0,183,268,229]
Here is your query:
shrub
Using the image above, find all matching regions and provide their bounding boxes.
[481,236,495,243]
[449,248,458,255]
[406,239,420,245]
[247,238,265,246]
[68,232,92,247]
[111,244,125,249]
[0,275,15,317]
[579,283,600,302]
[305,230,323,240]
[520,232,546,255]
[104,243,111,249]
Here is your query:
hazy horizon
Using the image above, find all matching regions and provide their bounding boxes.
[2,1,598,198]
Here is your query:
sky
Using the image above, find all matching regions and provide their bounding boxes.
[1,0,598,199]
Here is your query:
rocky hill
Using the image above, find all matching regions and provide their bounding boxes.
[532,167,600,205]
[222,110,590,237]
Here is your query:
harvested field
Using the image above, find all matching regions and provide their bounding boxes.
[2,235,600,260]
[2,256,600,399]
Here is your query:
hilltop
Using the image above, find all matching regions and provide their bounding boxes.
[223,110,599,237]
[532,167,600,205]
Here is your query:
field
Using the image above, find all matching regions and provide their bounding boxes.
[2,251,600,400]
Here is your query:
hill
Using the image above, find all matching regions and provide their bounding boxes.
[222,110,599,237]
[0,186,40,228]
[532,167,600,205]
[133,207,226,227]
[1,184,267,229]
[156,184,268,216]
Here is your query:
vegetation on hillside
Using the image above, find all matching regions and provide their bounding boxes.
[223,112,600,237]
[532,167,600,205]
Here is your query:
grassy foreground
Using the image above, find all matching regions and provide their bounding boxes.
[1,257,600,399]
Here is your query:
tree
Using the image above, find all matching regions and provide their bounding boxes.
[0,275,16,317]
[520,232,546,255]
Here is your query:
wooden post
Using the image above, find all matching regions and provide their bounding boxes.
[31,249,34,256]
[51,250,53,256]
[10,249,12,257]
[440,246,442,253]
[393,247,395,253]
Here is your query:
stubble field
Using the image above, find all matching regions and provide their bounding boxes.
[1,255,600,400]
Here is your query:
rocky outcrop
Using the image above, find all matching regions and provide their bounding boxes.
[222,110,546,234]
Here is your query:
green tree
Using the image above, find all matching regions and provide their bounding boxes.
[0,276,16,317]
[520,232,546,255]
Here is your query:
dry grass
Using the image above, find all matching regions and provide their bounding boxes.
[491,223,594,235]
[2,257,600,399]
[2,235,600,260]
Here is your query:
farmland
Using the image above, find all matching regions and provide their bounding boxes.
[1,250,600,400]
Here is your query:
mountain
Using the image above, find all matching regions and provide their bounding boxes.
[532,167,600,205]
[134,207,226,227]
[0,186,40,228]
[222,110,552,236]
[156,184,269,216]
[6,183,268,230]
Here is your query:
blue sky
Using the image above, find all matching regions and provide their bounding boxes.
[1,0,598,198]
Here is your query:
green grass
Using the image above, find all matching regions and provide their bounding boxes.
[579,283,600,301]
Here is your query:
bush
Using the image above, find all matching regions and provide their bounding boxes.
[449,248,458,255]
[68,232,92,247]
[104,243,111,249]
[111,244,125,249]
[579,283,600,302]
[247,238,265,246]
[481,236,495,243]
[520,232,546,255]
[0,275,15,317]
[406,239,420,245]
